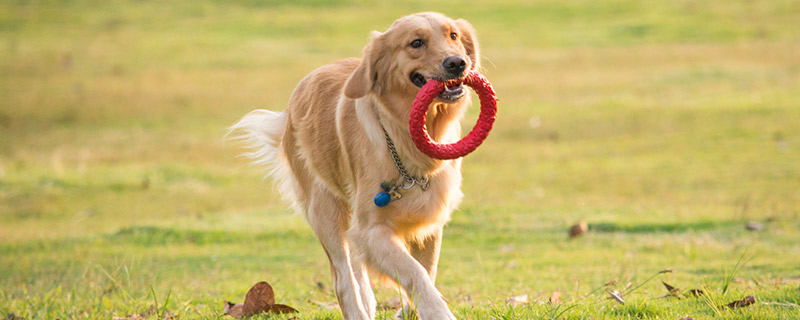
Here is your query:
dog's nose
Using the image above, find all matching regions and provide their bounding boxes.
[442,56,467,76]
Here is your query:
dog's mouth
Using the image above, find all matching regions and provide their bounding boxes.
[410,72,466,103]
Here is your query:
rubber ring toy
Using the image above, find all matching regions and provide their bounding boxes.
[409,71,497,160]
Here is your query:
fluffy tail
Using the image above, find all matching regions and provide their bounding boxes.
[228,109,287,167]
[228,109,301,213]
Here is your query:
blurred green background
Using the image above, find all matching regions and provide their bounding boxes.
[1,0,799,319]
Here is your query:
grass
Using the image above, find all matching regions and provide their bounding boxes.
[2,0,800,319]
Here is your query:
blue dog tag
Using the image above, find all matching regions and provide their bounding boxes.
[374,192,391,207]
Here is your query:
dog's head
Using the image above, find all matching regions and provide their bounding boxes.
[344,12,480,107]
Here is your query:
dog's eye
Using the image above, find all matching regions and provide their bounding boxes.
[450,32,458,40]
[409,39,424,48]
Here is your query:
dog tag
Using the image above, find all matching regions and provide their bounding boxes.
[374,192,391,207]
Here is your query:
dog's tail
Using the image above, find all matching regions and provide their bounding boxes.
[228,109,287,167]
[228,109,301,213]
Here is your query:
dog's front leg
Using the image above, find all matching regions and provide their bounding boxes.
[354,225,456,320]
[395,228,444,319]
[307,190,372,320]
[350,249,377,318]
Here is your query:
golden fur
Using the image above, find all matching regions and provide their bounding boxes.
[230,12,480,320]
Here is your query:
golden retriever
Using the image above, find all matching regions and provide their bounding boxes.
[230,12,480,320]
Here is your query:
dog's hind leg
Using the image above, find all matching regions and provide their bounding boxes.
[306,187,372,320]
[410,228,443,283]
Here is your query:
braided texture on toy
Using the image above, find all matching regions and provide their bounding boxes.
[409,71,497,160]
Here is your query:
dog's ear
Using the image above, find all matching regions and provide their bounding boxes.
[455,19,480,71]
[345,31,386,99]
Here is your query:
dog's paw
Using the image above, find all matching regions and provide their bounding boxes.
[416,307,456,320]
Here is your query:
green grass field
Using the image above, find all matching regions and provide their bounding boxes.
[2,0,799,319]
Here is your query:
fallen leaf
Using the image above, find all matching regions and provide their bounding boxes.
[243,282,275,317]
[662,281,681,298]
[549,291,562,305]
[569,221,588,238]
[225,281,299,318]
[264,304,298,314]
[223,301,244,317]
[607,290,625,305]
[726,296,756,309]
[505,294,528,306]
[678,317,694,320]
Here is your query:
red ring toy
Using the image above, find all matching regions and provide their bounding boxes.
[409,71,497,160]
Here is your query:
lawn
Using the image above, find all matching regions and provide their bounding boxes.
[1,0,799,319]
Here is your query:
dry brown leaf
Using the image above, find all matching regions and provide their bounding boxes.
[662,281,680,296]
[549,291,562,305]
[225,281,299,318]
[726,295,756,309]
[569,221,588,238]
[243,282,276,317]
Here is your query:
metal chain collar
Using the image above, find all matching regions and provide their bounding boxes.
[382,128,430,191]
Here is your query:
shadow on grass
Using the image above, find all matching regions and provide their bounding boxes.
[590,220,741,234]
[107,225,315,246]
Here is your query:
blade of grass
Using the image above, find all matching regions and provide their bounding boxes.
[150,286,159,319]
[160,289,172,319]
[722,247,750,295]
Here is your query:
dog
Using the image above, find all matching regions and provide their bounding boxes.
[230,12,480,320]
